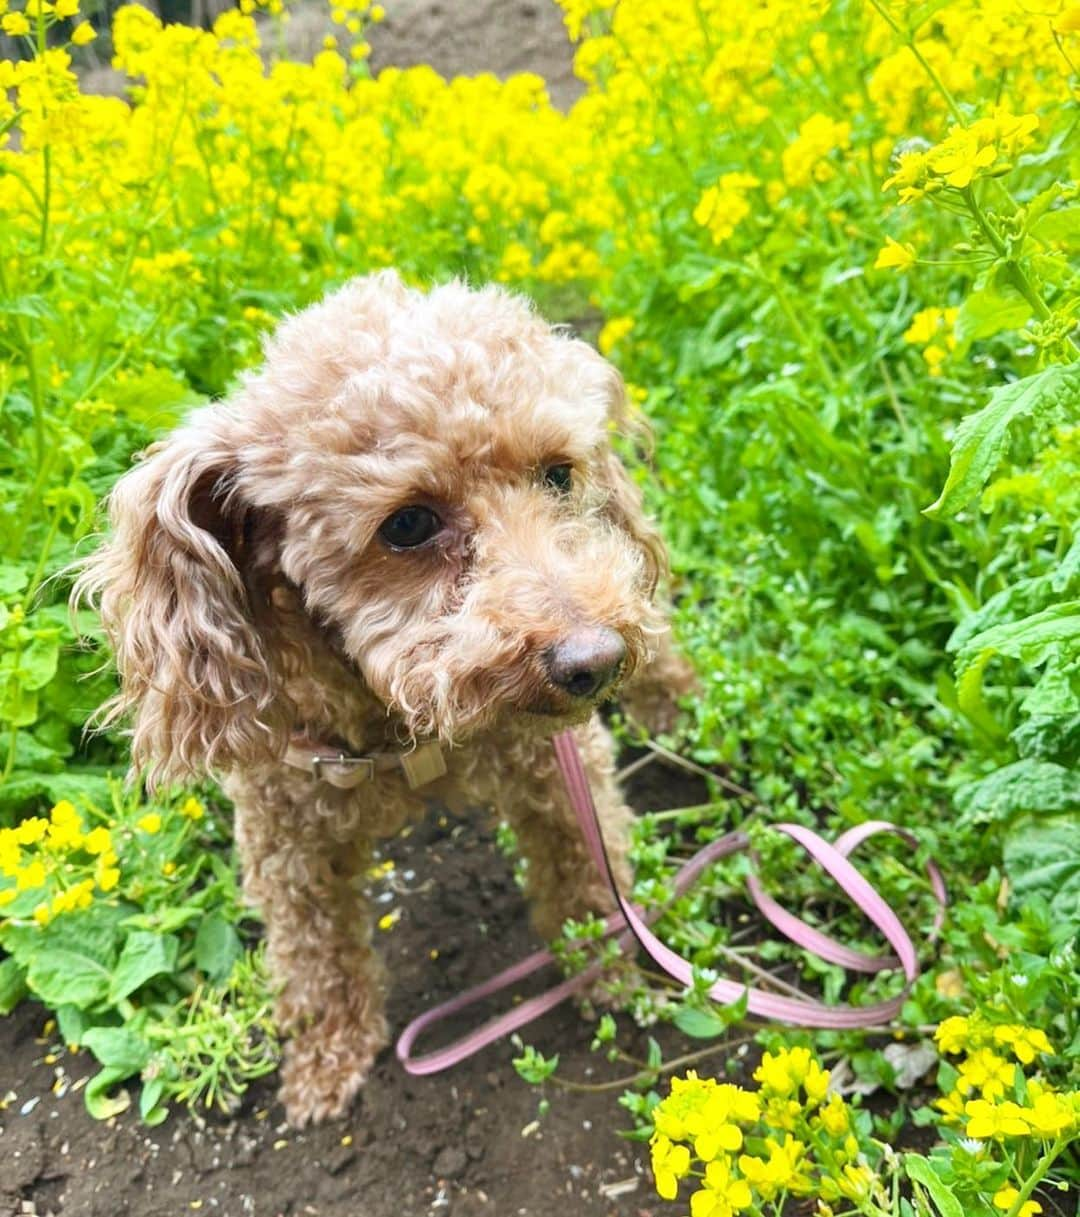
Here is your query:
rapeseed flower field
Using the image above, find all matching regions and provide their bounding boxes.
[1,0,1078,1210]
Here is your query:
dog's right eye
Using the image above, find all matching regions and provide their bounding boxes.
[378,506,442,550]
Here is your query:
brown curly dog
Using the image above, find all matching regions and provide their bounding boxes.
[76,271,693,1126]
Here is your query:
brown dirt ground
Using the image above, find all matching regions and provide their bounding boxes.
[1,758,711,1217]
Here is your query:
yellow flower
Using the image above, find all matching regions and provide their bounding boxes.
[83,827,113,856]
[965,1099,1030,1140]
[738,1135,811,1199]
[1020,1092,1075,1137]
[958,1049,1015,1101]
[815,1093,850,1137]
[650,1134,691,1201]
[993,1187,1041,1217]
[17,860,47,891]
[689,1157,753,1217]
[993,1025,1053,1065]
[753,1047,829,1105]
[71,20,94,44]
[2,8,30,33]
[873,236,916,271]
[96,866,121,893]
[377,909,400,931]
[935,1088,967,1125]
[935,1016,970,1055]
[13,819,47,847]
[54,0,79,16]
[137,813,162,834]
[33,903,51,927]
[598,315,634,355]
[180,797,205,821]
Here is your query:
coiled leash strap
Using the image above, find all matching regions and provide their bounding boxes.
[396,730,947,1075]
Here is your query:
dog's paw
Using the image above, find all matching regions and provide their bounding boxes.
[278,1022,386,1128]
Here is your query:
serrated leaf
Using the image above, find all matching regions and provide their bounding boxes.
[956,759,1080,828]
[957,603,1080,675]
[925,361,1080,519]
[1004,815,1080,930]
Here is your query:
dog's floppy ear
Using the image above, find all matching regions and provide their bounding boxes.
[595,364,668,594]
[75,412,286,787]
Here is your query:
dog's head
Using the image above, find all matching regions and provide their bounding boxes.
[77,272,665,783]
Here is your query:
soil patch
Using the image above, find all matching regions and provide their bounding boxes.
[1,759,714,1217]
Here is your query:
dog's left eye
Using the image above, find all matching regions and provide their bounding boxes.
[378,506,443,549]
[541,463,573,495]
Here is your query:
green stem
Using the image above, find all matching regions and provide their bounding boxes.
[963,188,1079,353]
[1004,1136,1066,1217]
[864,0,965,125]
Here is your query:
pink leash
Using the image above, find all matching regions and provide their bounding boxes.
[396,731,947,1075]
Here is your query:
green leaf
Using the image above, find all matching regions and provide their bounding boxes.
[27,948,112,1008]
[672,1005,730,1039]
[0,957,28,1015]
[954,279,1030,345]
[0,564,30,597]
[81,1026,152,1073]
[194,914,242,982]
[904,1154,965,1217]
[956,603,1080,680]
[956,760,1080,828]
[1030,206,1080,248]
[1004,815,1080,930]
[84,1066,132,1120]
[924,361,1080,519]
[108,931,180,1003]
[56,1004,89,1048]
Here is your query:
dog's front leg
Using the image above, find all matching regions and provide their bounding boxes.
[487,719,634,942]
[231,776,388,1127]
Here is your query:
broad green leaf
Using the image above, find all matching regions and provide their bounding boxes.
[82,1026,152,1073]
[0,564,29,597]
[954,280,1030,345]
[56,1004,89,1048]
[672,1005,729,1039]
[904,1154,965,1217]
[957,603,1080,675]
[1030,206,1080,248]
[194,914,242,982]
[0,957,27,1015]
[108,931,180,1003]
[956,759,1080,828]
[1004,815,1080,930]
[27,948,112,1008]
[924,361,1080,519]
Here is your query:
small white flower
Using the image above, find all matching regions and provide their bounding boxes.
[957,1138,984,1157]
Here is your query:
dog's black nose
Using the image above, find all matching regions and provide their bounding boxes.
[545,628,626,699]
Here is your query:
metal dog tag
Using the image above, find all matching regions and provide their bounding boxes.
[400,741,447,789]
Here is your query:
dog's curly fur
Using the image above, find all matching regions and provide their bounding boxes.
[75,271,694,1126]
